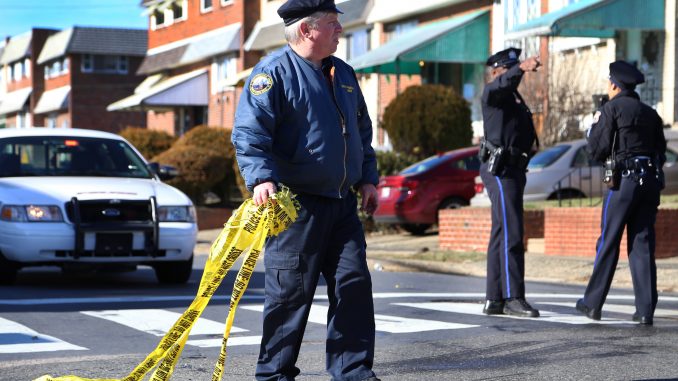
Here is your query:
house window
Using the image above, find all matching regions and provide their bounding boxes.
[81,54,129,74]
[154,10,165,27]
[13,61,23,81]
[347,29,370,60]
[23,59,31,78]
[385,21,417,42]
[221,0,234,5]
[201,0,213,12]
[47,113,58,128]
[62,58,70,74]
[171,2,184,21]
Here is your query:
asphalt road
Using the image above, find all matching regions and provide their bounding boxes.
[2,255,678,381]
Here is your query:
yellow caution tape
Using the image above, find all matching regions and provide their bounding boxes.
[35,187,299,381]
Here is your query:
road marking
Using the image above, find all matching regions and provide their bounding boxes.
[2,293,677,306]
[240,304,478,333]
[542,302,678,319]
[395,302,637,325]
[187,335,262,347]
[0,317,87,354]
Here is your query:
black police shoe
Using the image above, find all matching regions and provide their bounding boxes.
[482,300,505,315]
[632,312,653,326]
[503,298,539,317]
[575,298,601,320]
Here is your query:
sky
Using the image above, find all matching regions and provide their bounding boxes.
[0,0,148,40]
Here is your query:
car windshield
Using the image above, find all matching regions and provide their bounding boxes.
[528,144,571,169]
[0,136,153,178]
[400,154,449,175]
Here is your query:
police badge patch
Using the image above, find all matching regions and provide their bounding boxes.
[250,73,273,95]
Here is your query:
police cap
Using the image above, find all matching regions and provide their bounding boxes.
[486,47,521,68]
[609,60,645,90]
[277,0,344,27]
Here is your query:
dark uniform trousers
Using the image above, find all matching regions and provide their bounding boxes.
[255,191,376,381]
[582,174,660,317]
[480,163,527,300]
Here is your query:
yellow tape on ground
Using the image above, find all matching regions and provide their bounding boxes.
[35,188,299,381]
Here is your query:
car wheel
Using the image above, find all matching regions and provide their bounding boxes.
[401,223,432,235]
[439,197,468,210]
[153,255,194,284]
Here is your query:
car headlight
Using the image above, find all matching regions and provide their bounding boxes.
[0,205,64,222]
[157,205,196,222]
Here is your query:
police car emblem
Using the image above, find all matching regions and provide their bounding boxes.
[593,111,601,123]
[250,73,273,95]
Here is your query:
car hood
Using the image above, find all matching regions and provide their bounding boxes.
[0,177,192,206]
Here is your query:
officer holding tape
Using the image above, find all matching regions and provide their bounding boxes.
[232,0,380,380]
[479,48,541,317]
[576,61,666,325]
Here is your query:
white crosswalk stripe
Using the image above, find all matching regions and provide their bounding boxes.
[240,304,478,333]
[81,309,258,348]
[0,317,87,354]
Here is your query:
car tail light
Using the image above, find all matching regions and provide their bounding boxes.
[474,176,484,194]
[400,179,419,191]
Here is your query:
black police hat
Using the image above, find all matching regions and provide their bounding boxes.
[609,60,645,89]
[277,0,344,27]
[486,47,521,68]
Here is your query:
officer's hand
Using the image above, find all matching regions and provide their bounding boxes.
[520,56,541,72]
[253,181,277,206]
[359,183,379,215]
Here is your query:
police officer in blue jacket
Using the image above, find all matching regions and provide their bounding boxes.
[576,61,666,325]
[232,0,380,380]
[479,48,541,318]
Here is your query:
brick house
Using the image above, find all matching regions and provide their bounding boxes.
[35,27,147,132]
[0,28,147,132]
[109,0,262,135]
[0,29,56,129]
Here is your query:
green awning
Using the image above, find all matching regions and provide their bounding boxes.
[350,10,489,75]
[506,0,664,40]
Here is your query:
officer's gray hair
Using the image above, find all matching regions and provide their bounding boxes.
[284,11,332,44]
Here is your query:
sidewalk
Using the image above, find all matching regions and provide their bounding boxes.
[196,229,678,293]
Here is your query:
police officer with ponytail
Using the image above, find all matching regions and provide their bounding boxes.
[576,60,666,325]
[479,48,541,317]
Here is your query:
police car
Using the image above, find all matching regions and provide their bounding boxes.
[0,128,197,285]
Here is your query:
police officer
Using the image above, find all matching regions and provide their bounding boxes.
[480,48,541,317]
[232,0,381,380]
[576,60,666,325]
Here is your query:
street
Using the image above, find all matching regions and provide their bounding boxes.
[2,253,678,381]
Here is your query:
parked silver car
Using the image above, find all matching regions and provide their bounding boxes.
[471,139,678,205]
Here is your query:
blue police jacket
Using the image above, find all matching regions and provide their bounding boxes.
[233,45,379,198]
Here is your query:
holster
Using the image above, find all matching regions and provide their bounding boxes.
[603,158,620,190]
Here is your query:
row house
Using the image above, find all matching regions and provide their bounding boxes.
[0,42,5,128]
[497,0,672,141]
[0,28,147,132]
[108,0,262,135]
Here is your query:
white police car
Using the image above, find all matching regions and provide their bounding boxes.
[0,128,197,285]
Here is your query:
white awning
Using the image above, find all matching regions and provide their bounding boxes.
[366,0,468,24]
[244,21,286,52]
[107,69,208,111]
[34,86,71,114]
[0,87,32,116]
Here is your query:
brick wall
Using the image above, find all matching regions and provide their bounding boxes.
[45,73,70,91]
[440,207,677,259]
[148,110,176,135]
[545,208,678,259]
[207,88,239,129]
[439,208,544,252]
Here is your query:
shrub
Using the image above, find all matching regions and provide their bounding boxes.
[382,84,473,159]
[376,150,419,177]
[119,127,176,159]
[152,145,228,203]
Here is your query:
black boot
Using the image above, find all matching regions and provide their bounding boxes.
[632,312,653,325]
[575,298,601,320]
[503,298,539,317]
[482,300,505,315]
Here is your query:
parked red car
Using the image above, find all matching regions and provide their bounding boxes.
[373,146,480,235]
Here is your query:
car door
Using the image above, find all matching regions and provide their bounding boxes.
[662,144,678,194]
[571,146,605,198]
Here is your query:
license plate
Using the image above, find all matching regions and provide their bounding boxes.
[380,187,391,198]
[95,233,133,255]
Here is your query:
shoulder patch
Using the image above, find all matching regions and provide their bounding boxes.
[593,111,601,124]
[250,73,273,95]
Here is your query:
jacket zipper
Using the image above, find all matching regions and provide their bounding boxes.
[328,66,348,198]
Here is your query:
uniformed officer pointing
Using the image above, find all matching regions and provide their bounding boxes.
[576,60,666,325]
[232,0,381,379]
[479,48,541,317]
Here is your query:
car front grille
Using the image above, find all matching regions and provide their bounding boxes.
[65,199,152,223]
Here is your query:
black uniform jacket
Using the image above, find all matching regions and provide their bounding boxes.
[587,89,666,164]
[481,64,536,155]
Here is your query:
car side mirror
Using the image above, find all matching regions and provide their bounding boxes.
[148,162,179,181]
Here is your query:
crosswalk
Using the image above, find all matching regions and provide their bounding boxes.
[1,293,677,355]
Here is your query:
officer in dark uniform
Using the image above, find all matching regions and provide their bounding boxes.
[576,60,666,325]
[479,48,541,317]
